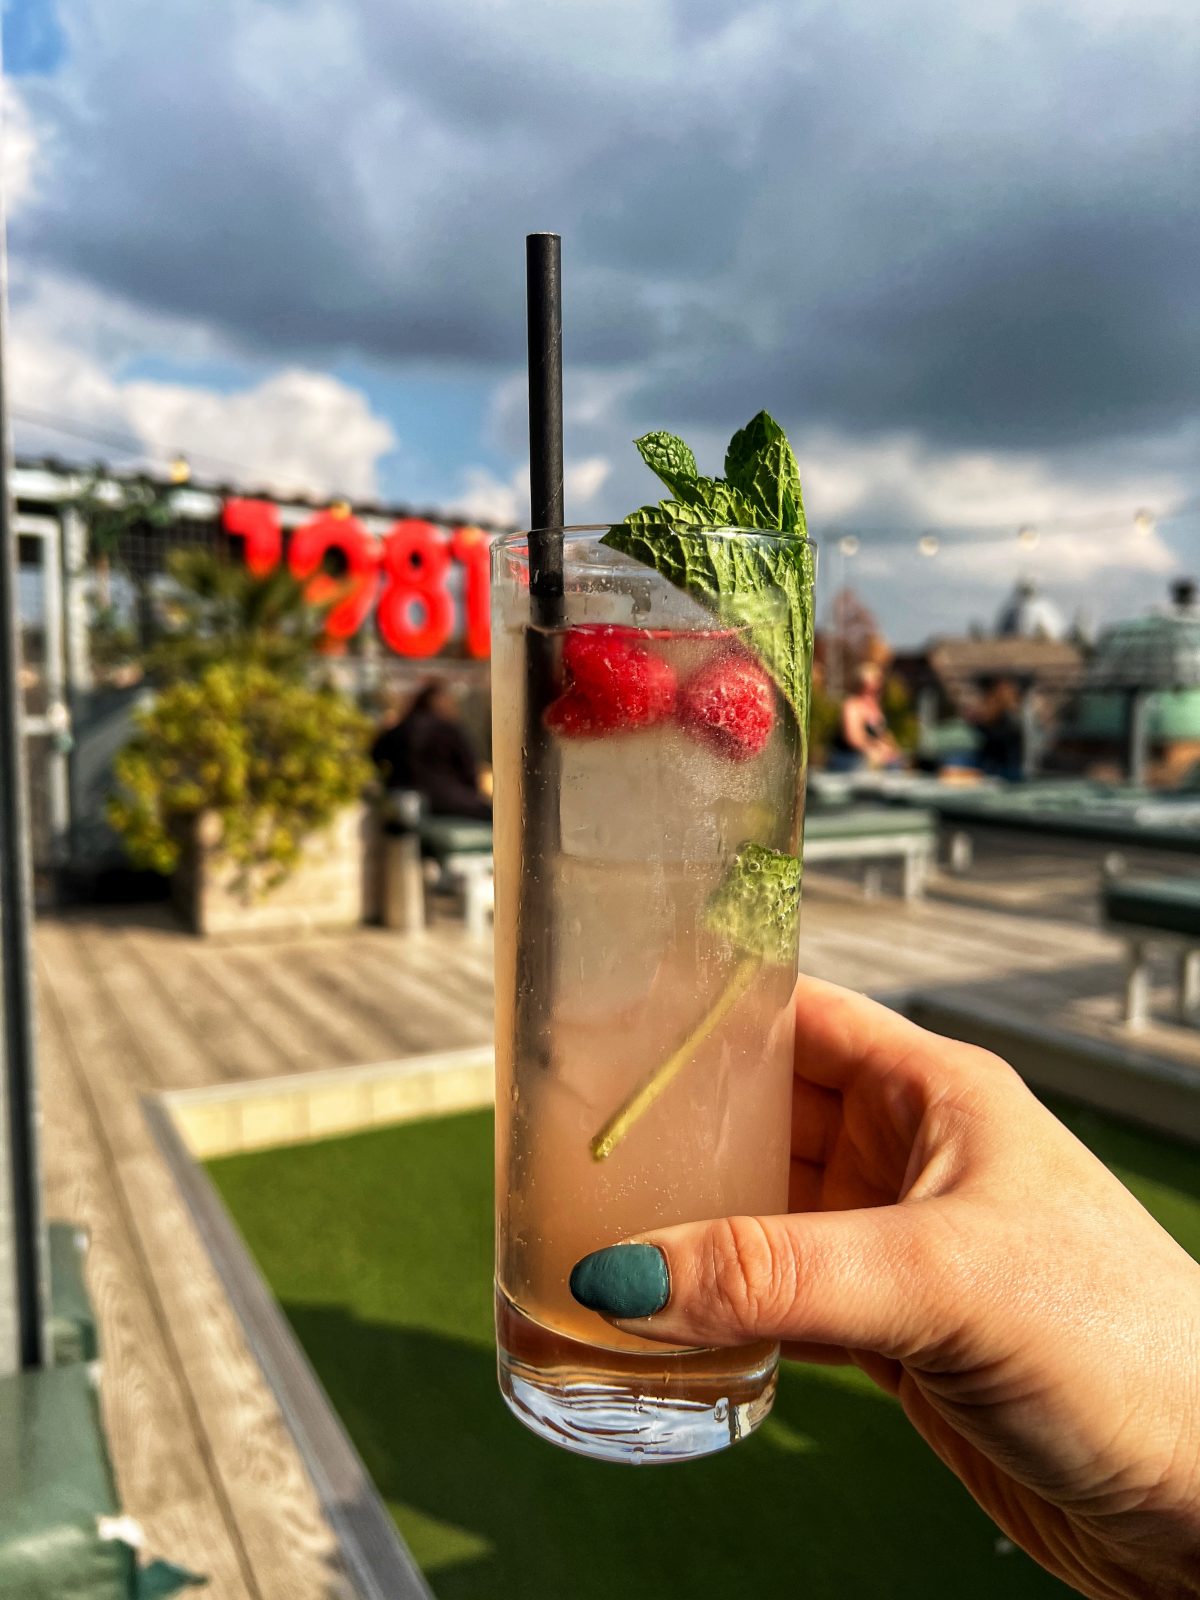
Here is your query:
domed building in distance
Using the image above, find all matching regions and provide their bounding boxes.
[1057,580,1200,786]
[994,578,1068,642]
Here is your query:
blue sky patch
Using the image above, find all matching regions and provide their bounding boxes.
[2,0,65,75]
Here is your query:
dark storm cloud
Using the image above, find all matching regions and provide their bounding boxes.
[14,0,1200,452]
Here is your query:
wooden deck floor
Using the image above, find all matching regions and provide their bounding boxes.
[33,874,1200,1597]
[36,910,493,1600]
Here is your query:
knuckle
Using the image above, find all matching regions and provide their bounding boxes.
[965,1044,1022,1089]
[699,1216,795,1338]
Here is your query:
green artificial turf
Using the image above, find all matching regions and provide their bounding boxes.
[208,1100,1200,1600]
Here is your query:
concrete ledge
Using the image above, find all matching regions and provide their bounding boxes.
[904,992,1200,1148]
[159,1046,494,1159]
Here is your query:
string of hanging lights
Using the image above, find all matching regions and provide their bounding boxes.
[822,501,1196,559]
[10,399,1200,545]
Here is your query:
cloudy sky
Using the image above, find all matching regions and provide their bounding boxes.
[3,0,1197,641]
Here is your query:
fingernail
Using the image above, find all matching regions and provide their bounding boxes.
[569,1243,669,1319]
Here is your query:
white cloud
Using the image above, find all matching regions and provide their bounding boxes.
[122,369,395,498]
[9,328,396,498]
[564,456,612,508]
[451,466,526,527]
[451,456,612,527]
[798,427,1184,580]
[2,80,40,214]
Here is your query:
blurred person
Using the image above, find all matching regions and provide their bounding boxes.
[974,676,1025,782]
[570,977,1200,1600]
[370,678,492,820]
[827,662,904,773]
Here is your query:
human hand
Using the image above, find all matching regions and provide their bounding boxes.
[570,977,1200,1600]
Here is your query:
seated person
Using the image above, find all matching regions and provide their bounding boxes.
[973,677,1025,782]
[827,663,904,773]
[371,679,492,821]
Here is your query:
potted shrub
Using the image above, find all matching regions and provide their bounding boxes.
[109,662,373,934]
[107,554,374,935]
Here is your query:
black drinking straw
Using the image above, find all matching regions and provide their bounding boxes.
[516,234,565,1068]
[526,233,566,611]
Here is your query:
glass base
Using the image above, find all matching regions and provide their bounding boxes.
[496,1291,778,1464]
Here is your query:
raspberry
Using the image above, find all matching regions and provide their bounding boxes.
[544,628,677,737]
[678,652,775,760]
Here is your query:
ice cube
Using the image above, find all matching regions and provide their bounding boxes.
[558,724,782,864]
[551,856,674,1026]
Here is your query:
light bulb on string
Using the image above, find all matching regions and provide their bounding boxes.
[1134,509,1155,538]
[1017,525,1039,550]
[168,455,191,485]
[918,533,939,557]
[330,499,352,520]
[838,534,860,557]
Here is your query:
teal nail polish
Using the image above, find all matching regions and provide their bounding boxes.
[569,1244,669,1319]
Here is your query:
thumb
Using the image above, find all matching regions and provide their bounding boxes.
[569,1208,955,1358]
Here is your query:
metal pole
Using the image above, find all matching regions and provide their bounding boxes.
[830,544,843,701]
[0,34,47,1372]
[1128,689,1150,788]
[1020,684,1039,779]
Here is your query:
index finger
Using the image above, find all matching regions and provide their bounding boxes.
[791,973,963,1093]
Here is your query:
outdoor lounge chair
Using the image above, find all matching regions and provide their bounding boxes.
[918,787,1200,872]
[418,816,495,937]
[803,807,936,901]
[1102,876,1200,1028]
[379,795,494,935]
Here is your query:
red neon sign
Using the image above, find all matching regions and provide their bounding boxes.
[221,500,492,658]
[223,497,282,576]
[287,509,381,641]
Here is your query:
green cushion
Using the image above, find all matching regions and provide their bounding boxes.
[917,720,976,757]
[0,1364,132,1599]
[932,796,1200,852]
[47,1224,98,1367]
[417,818,493,859]
[1103,878,1200,939]
[805,807,935,842]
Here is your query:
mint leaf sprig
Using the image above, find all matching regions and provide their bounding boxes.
[601,413,814,727]
[704,841,802,965]
[590,844,801,1162]
[725,412,807,536]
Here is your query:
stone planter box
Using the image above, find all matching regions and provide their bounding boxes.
[172,803,376,937]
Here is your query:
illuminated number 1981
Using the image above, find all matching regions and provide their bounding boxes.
[221,500,492,659]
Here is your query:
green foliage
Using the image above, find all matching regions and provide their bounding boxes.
[67,469,178,568]
[882,673,919,753]
[704,842,802,965]
[633,431,699,499]
[724,411,807,536]
[86,605,140,675]
[808,675,917,764]
[604,413,814,733]
[107,662,372,883]
[808,680,842,766]
[149,549,335,682]
[621,411,807,538]
[603,517,814,726]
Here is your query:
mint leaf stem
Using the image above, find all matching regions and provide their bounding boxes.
[589,844,801,1159]
[590,956,759,1162]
